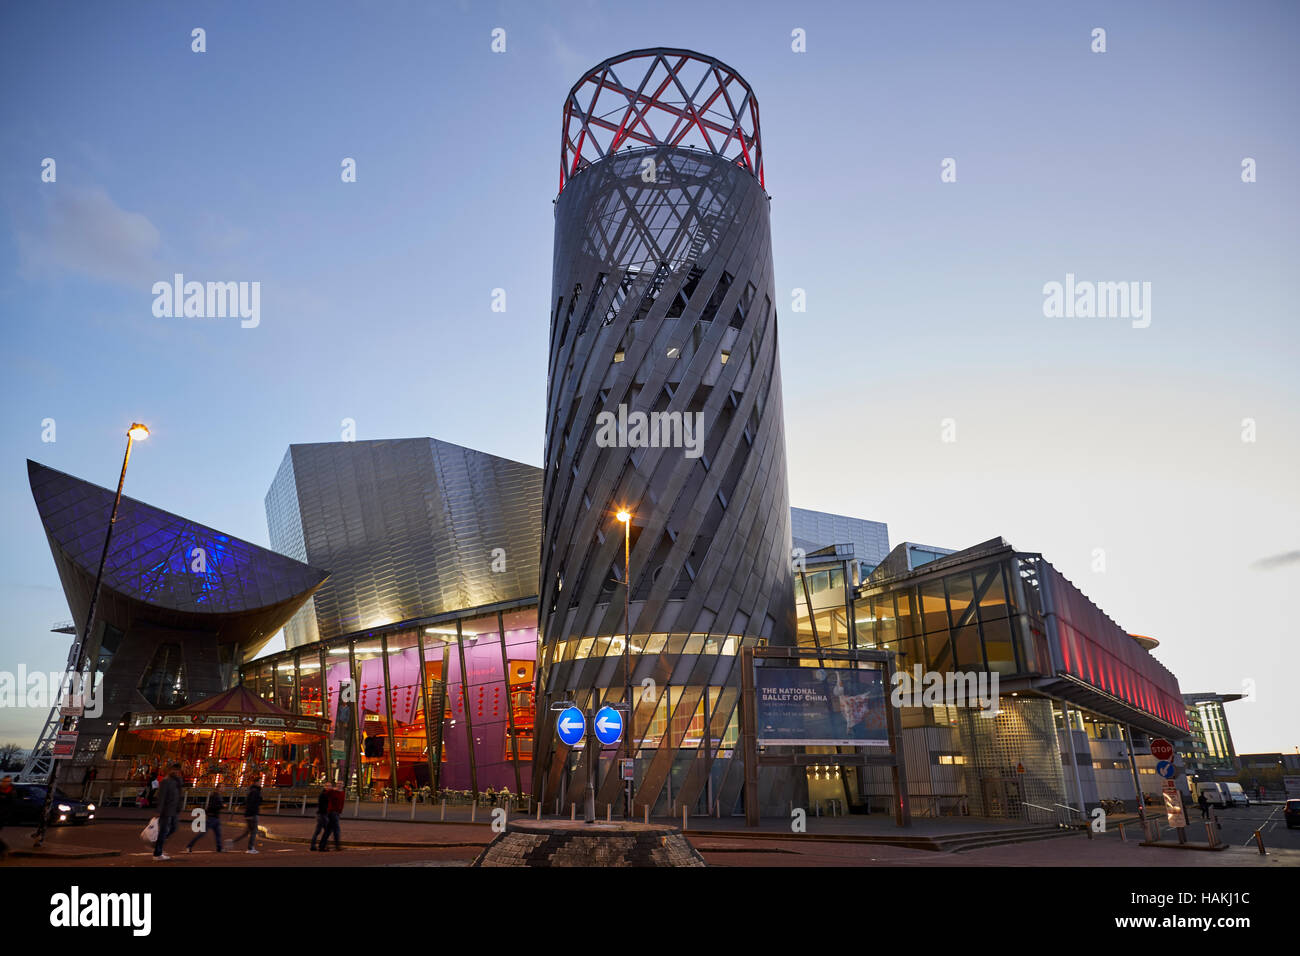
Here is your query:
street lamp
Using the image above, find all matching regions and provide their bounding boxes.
[617,509,632,819]
[33,422,148,845]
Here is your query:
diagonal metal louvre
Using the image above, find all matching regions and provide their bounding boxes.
[538,50,795,817]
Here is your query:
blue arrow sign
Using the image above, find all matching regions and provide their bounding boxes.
[1156,760,1177,779]
[556,706,585,747]
[594,706,623,746]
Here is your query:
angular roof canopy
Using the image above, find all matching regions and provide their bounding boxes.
[29,459,328,616]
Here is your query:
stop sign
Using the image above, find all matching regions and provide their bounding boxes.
[1151,738,1174,761]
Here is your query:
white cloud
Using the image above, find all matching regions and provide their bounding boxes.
[16,187,161,287]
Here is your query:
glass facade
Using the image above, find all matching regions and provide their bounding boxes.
[241,600,538,800]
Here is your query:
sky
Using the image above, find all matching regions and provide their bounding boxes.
[1,1,1296,756]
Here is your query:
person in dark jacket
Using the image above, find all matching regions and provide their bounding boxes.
[186,785,225,853]
[0,775,15,860]
[241,782,263,853]
[1198,790,1210,820]
[322,780,344,850]
[153,763,184,861]
[309,784,330,851]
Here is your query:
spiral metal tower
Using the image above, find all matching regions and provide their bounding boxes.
[537,49,795,816]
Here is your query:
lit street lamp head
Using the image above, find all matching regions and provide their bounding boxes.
[616,510,630,523]
[127,423,150,441]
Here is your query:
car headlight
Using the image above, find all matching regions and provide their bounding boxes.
[57,803,71,812]
[58,814,67,821]
[87,803,96,811]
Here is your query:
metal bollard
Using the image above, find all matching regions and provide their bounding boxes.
[470,802,475,823]
[682,806,688,831]
[606,804,611,822]
[644,804,649,824]
[570,802,576,821]
[536,803,542,820]
[1119,823,1126,842]
[382,795,388,819]
[353,796,360,818]
[440,798,446,821]
[276,794,282,815]
[1254,829,1266,855]
[410,798,416,820]
[1204,822,1216,847]
[301,794,307,816]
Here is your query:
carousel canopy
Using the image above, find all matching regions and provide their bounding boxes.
[129,684,330,743]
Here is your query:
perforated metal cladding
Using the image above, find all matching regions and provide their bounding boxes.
[538,147,796,812]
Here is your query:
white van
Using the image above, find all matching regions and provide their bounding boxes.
[1195,782,1231,808]
[1224,782,1250,807]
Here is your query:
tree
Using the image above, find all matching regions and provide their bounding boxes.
[0,742,26,770]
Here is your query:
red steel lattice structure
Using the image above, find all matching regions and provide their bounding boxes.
[559,47,764,195]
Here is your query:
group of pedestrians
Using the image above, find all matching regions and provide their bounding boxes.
[151,764,264,861]
[310,780,344,851]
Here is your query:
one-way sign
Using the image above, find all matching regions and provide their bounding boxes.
[594,706,623,746]
[556,706,586,746]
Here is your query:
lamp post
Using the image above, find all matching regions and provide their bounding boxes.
[616,509,632,819]
[33,422,149,845]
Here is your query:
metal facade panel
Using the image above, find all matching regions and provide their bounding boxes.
[265,439,543,647]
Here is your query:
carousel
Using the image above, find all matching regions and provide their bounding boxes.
[127,685,331,788]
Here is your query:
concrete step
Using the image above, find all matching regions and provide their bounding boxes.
[948,827,1083,853]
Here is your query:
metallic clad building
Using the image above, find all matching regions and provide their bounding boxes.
[538,50,796,815]
[24,460,327,779]
[266,439,542,647]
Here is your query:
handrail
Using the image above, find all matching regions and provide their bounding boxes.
[1053,802,1084,817]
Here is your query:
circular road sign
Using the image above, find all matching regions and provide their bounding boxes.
[1151,738,1174,762]
[556,706,586,747]
[1156,760,1179,779]
[593,706,624,747]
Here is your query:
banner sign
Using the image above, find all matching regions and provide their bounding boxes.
[756,667,889,746]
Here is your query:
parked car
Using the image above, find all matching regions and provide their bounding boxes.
[1284,799,1300,829]
[8,784,96,825]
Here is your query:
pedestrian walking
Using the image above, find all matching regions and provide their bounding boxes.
[186,786,225,853]
[81,764,97,799]
[1197,790,1210,820]
[309,784,330,850]
[0,775,15,860]
[240,782,263,853]
[323,780,344,850]
[152,762,184,861]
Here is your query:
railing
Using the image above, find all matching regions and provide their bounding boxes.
[1022,801,1076,828]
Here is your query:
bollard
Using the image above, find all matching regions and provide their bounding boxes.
[570,802,576,821]
[470,802,476,823]
[682,806,688,831]
[715,800,720,819]
[353,795,360,818]
[644,804,649,825]
[606,804,611,822]
[301,794,307,816]
[1204,822,1216,847]
[410,798,416,820]
[1254,829,1265,855]
[1119,823,1126,842]
[536,803,542,821]
[382,796,388,819]
[276,794,282,815]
